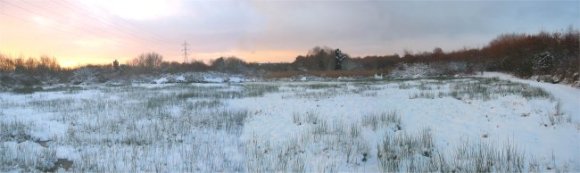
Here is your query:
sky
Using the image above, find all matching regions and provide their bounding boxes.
[0,0,578,67]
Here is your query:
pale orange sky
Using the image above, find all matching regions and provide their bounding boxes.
[0,0,577,68]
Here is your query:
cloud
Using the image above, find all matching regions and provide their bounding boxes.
[240,1,578,56]
[81,0,183,21]
[70,0,580,61]
[1,0,577,64]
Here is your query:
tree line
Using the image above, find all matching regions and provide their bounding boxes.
[1,28,578,83]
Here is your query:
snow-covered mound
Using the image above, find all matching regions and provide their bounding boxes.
[150,72,250,84]
[373,73,384,80]
[152,77,169,84]
[389,63,441,78]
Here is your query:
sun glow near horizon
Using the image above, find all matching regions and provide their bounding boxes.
[0,0,577,68]
[0,48,303,68]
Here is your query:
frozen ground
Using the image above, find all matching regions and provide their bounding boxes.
[0,73,578,172]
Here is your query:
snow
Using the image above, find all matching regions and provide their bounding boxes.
[234,78,576,171]
[1,73,578,172]
[175,75,186,82]
[153,77,169,84]
[229,77,244,83]
[203,76,225,83]
[480,72,580,122]
[56,146,80,160]
[146,72,249,84]
[373,73,383,80]
[389,63,440,78]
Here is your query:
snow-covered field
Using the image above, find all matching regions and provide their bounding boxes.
[0,73,578,172]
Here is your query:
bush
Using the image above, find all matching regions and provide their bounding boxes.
[211,56,249,74]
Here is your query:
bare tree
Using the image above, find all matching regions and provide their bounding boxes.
[131,52,163,70]
[0,54,14,72]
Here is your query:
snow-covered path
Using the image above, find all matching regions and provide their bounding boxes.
[480,72,580,122]
[479,72,580,170]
